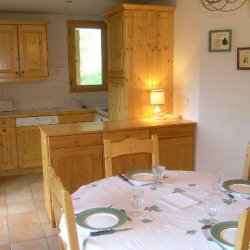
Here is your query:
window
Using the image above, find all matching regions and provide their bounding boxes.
[67,20,107,92]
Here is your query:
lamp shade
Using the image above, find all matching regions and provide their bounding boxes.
[150,89,165,105]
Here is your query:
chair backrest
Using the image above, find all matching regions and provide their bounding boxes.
[235,208,250,250]
[244,142,250,180]
[103,134,160,177]
[48,167,80,250]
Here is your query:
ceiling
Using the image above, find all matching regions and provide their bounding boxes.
[0,0,160,16]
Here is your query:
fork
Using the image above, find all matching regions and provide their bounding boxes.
[201,225,225,250]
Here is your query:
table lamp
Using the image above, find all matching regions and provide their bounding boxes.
[150,89,165,120]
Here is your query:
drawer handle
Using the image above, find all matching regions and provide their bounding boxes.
[74,138,79,144]
[2,129,6,132]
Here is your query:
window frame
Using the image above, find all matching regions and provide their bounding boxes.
[67,20,107,92]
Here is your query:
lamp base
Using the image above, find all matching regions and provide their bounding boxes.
[153,106,162,120]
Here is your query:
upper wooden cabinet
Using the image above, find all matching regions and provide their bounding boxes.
[0,20,49,83]
[104,4,175,120]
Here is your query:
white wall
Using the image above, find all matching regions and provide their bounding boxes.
[174,0,250,178]
[0,13,108,109]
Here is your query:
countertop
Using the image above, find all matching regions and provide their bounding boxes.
[0,107,104,118]
[40,118,196,137]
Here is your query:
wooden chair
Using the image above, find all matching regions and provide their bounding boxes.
[244,142,250,180]
[48,167,80,250]
[235,208,250,250]
[103,134,160,177]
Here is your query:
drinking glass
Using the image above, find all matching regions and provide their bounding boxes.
[210,173,224,193]
[152,166,165,185]
[128,187,144,217]
[205,198,220,222]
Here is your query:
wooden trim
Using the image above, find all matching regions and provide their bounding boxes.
[103,4,175,17]
[244,142,250,180]
[67,20,107,93]
[0,167,42,177]
[0,77,47,83]
[0,20,49,25]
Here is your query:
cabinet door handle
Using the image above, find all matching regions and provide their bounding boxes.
[2,129,6,132]
[21,71,24,74]
[16,72,19,75]
[97,154,101,158]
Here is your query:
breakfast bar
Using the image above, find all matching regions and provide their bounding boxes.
[40,118,196,223]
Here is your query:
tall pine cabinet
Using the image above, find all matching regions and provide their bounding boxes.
[104,4,175,120]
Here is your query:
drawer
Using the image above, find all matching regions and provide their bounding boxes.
[0,118,15,127]
[151,125,194,139]
[102,129,150,142]
[49,133,102,149]
[59,112,93,123]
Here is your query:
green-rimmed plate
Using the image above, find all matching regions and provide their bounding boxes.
[75,207,127,230]
[222,179,250,195]
[124,169,153,182]
[210,221,238,249]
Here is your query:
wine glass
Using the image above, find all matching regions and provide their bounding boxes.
[128,187,144,217]
[210,173,224,194]
[152,166,165,185]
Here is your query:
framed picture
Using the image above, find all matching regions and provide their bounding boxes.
[209,29,232,52]
[237,47,250,70]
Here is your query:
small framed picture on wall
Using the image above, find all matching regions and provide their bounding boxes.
[209,29,232,52]
[237,47,250,70]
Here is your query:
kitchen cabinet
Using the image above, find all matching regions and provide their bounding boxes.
[104,4,175,120]
[16,126,42,169]
[40,119,195,223]
[0,119,18,170]
[0,109,95,176]
[0,20,48,83]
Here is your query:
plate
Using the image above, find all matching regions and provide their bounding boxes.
[75,207,127,230]
[222,179,250,194]
[124,169,153,181]
[210,221,238,249]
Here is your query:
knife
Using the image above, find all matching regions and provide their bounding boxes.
[90,228,133,236]
[118,174,134,186]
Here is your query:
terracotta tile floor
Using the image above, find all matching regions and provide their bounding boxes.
[0,174,59,250]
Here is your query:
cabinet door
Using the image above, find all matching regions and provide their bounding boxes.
[18,24,48,77]
[16,126,42,168]
[0,25,19,78]
[107,12,125,77]
[159,137,193,171]
[50,145,103,194]
[0,127,18,170]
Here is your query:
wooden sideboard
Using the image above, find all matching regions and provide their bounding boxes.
[40,118,195,222]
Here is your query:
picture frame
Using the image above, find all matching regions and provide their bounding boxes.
[237,47,250,70]
[209,29,232,52]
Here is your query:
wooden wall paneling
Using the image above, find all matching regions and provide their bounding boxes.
[0,25,19,78]
[108,78,127,121]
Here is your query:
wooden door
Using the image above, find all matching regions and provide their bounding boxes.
[0,25,19,78]
[50,145,103,194]
[159,137,193,171]
[18,24,48,77]
[0,127,18,170]
[16,126,42,168]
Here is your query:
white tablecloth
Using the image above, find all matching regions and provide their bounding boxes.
[59,171,250,250]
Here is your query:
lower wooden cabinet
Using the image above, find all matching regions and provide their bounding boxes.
[0,127,18,170]
[16,126,42,168]
[50,145,103,194]
[159,137,193,171]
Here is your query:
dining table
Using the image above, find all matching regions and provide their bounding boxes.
[59,170,250,250]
